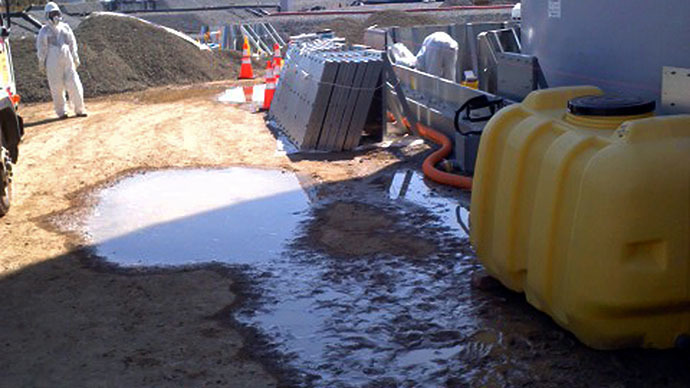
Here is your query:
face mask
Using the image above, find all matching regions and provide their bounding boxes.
[48,13,62,25]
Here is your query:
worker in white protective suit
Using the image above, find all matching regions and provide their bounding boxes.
[36,2,87,118]
[512,3,521,21]
[415,32,458,82]
[389,42,418,68]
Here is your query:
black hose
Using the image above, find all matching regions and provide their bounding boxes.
[454,94,504,135]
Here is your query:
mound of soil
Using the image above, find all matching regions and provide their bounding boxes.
[12,14,248,103]
[304,202,435,258]
[319,10,441,44]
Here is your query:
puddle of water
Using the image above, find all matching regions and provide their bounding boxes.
[218,85,266,105]
[389,169,470,237]
[85,168,310,266]
[396,346,463,368]
[84,166,488,386]
[79,166,688,387]
[241,248,482,386]
[237,187,479,386]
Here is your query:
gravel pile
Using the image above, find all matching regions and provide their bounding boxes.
[12,14,247,103]
[319,10,441,44]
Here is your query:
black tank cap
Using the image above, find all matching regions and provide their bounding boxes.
[567,95,656,117]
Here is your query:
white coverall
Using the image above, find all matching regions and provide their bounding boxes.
[36,21,85,117]
[415,32,459,82]
[389,43,418,68]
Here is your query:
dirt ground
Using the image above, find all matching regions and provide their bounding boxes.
[1,81,689,387]
[0,81,406,387]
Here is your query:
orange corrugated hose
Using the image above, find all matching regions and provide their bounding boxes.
[401,117,473,190]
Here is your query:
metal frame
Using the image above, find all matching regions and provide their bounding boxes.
[477,28,521,93]
[385,61,497,140]
[205,23,286,55]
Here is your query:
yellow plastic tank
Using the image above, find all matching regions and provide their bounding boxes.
[470,86,690,349]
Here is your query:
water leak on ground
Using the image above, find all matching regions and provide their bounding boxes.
[82,167,690,387]
[389,169,471,237]
[238,199,480,386]
[85,168,310,266]
[217,85,266,113]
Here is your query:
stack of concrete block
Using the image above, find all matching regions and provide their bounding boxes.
[268,40,383,152]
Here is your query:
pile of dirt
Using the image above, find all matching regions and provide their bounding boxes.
[304,202,435,258]
[12,14,249,103]
[319,10,442,44]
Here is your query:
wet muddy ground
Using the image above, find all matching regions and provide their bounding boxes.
[235,176,690,388]
[81,166,690,387]
[2,83,688,387]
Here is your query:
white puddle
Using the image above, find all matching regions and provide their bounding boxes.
[218,84,266,105]
[85,168,310,266]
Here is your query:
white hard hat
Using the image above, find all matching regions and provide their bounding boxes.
[511,3,521,20]
[45,2,61,18]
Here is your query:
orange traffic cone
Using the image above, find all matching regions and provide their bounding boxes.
[273,58,282,86]
[272,43,282,82]
[386,111,397,123]
[239,36,254,80]
[243,86,254,103]
[262,61,275,111]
